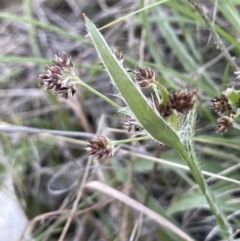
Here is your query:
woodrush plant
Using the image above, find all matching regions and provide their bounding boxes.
[37,14,237,241]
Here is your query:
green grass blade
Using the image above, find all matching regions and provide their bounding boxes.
[24,0,41,56]
[0,12,87,43]
[0,56,49,63]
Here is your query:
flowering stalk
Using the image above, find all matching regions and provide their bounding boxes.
[129,67,169,104]
[38,53,121,110]
[111,136,148,146]
[77,78,121,110]
[86,135,148,160]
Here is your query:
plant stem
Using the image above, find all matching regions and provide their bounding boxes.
[179,149,232,240]
[155,82,169,104]
[177,105,232,240]
[152,84,161,103]
[75,77,122,110]
[111,135,148,146]
[24,0,41,57]
[188,0,238,71]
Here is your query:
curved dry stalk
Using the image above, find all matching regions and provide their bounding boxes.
[188,0,238,71]
[85,181,195,241]
[0,123,95,138]
[92,0,170,32]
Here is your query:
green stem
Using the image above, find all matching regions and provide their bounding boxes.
[111,136,148,146]
[74,77,122,110]
[236,109,240,119]
[177,105,232,240]
[152,84,161,103]
[155,82,169,104]
[179,149,232,240]
[24,0,41,57]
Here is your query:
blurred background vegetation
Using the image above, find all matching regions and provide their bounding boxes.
[1,0,240,240]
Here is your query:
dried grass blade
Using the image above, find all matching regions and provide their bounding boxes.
[85,181,195,241]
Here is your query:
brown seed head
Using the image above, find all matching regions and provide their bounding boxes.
[122,116,143,133]
[134,67,157,88]
[86,135,113,159]
[38,53,77,99]
[216,116,233,133]
[155,101,172,118]
[211,94,234,116]
[99,47,124,69]
[169,89,197,114]
[112,47,124,65]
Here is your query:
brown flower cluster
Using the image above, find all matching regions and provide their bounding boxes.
[99,47,124,69]
[153,89,196,118]
[169,89,197,115]
[156,102,173,118]
[122,116,143,133]
[86,135,113,159]
[112,47,124,65]
[130,67,157,88]
[122,90,197,133]
[216,116,233,133]
[129,67,196,117]
[211,94,235,117]
[211,94,235,132]
[38,53,77,99]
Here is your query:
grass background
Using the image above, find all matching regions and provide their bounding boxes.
[1,0,240,240]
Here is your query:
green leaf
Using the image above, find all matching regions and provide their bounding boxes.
[155,82,169,104]
[84,15,184,151]
[168,192,206,214]
[224,88,240,108]
[132,157,154,171]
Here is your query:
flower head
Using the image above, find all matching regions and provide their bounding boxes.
[216,116,233,133]
[86,135,113,159]
[211,94,234,116]
[154,101,173,118]
[38,53,77,99]
[99,47,124,69]
[112,47,124,66]
[122,116,143,133]
[169,89,197,114]
[130,67,157,88]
